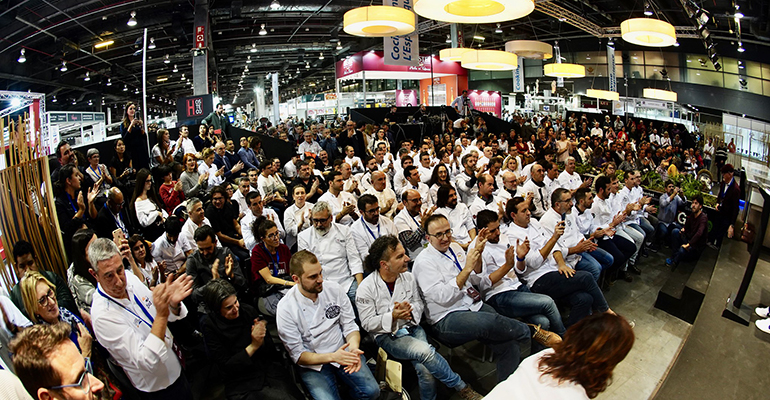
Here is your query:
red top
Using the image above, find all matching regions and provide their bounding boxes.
[159,182,185,214]
[250,243,292,283]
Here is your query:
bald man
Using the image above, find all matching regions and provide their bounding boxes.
[363,171,399,218]
[95,187,134,239]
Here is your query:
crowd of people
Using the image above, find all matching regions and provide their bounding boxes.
[0,104,744,400]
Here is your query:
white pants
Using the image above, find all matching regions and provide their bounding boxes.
[616,225,644,268]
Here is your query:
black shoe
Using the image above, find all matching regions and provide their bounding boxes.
[629,265,642,275]
[619,271,634,282]
[707,242,719,250]
[646,245,658,253]
[641,248,650,258]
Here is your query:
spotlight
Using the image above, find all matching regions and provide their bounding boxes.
[738,60,745,69]
[72,99,77,105]
[336,42,342,50]
[17,48,26,63]
[127,11,137,27]
[446,34,451,43]
[319,52,324,60]
[173,64,178,72]
[84,72,90,81]
[250,44,257,53]
[60,61,68,72]
[495,24,503,34]
[696,9,711,28]
[134,88,140,94]
[148,37,156,49]
[164,54,170,63]
[270,0,280,9]
[735,5,744,19]
[644,2,653,16]
[123,84,128,91]
[246,56,252,64]
[88,99,93,106]
[259,24,267,36]
[106,78,112,86]
[305,62,310,69]
[737,42,745,52]
[52,96,57,103]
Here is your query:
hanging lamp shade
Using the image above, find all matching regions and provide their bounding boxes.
[343,6,416,37]
[643,88,677,102]
[413,0,534,24]
[439,47,473,62]
[504,40,553,59]
[620,18,677,47]
[586,89,620,101]
[543,63,585,78]
[461,49,518,71]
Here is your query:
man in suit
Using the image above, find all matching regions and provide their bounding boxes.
[709,164,740,248]
[95,187,134,239]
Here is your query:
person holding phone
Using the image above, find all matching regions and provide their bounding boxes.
[120,101,149,170]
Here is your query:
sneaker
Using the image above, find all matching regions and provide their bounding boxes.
[646,245,658,253]
[528,324,563,348]
[629,265,642,275]
[618,271,634,283]
[458,386,484,400]
[707,242,719,250]
[756,307,770,319]
[755,318,770,334]
[665,258,676,267]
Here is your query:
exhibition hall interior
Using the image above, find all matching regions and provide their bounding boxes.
[0,0,769,399]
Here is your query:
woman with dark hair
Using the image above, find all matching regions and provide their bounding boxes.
[108,138,135,194]
[179,153,209,200]
[200,279,303,400]
[158,164,185,214]
[128,234,162,287]
[150,128,175,169]
[427,163,455,205]
[130,168,166,241]
[250,216,294,316]
[53,164,98,255]
[66,229,98,313]
[119,101,149,169]
[485,313,635,399]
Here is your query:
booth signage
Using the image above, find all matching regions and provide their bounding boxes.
[49,113,67,123]
[195,26,205,49]
[513,56,524,93]
[467,90,502,117]
[336,51,466,79]
[383,0,419,67]
[177,94,213,120]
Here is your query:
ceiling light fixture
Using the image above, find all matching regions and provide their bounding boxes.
[127,11,137,27]
[60,61,68,72]
[164,54,170,63]
[620,18,676,47]
[270,0,280,10]
[644,2,653,16]
[319,52,324,60]
[106,78,112,86]
[52,96,57,103]
[306,62,310,69]
[94,40,114,49]
[734,5,744,19]
[259,24,267,36]
[439,47,473,61]
[461,49,518,71]
[643,88,677,102]
[17,48,26,63]
[737,42,745,52]
[173,64,178,72]
[246,56,252,63]
[336,42,342,50]
[123,84,128,91]
[544,63,585,77]
[181,74,186,81]
[495,24,503,34]
[148,37,156,49]
[414,0,534,23]
[505,40,553,59]
[343,6,416,37]
[134,88,140,94]
[586,89,619,101]
[84,72,90,81]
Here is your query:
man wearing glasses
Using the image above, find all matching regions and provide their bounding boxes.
[241,191,284,252]
[297,201,364,307]
[186,225,248,312]
[413,214,530,383]
[350,195,397,260]
[94,187,134,240]
[12,323,104,399]
[393,189,435,260]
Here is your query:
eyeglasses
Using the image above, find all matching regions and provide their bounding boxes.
[37,288,56,307]
[265,232,280,240]
[428,229,453,239]
[48,358,93,393]
[312,215,331,224]
[212,196,225,201]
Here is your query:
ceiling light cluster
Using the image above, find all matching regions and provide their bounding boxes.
[17,48,26,63]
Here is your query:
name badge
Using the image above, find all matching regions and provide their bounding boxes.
[466,287,482,303]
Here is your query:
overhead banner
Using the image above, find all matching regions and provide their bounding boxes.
[383,0,419,67]
[513,56,524,92]
[607,44,617,92]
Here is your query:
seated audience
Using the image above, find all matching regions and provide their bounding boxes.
[205,185,251,265]
[152,217,194,275]
[284,185,313,250]
[250,216,295,316]
[131,168,167,241]
[130,234,162,287]
[349,194,397,259]
[317,171,359,225]
[241,191,284,253]
[434,186,476,251]
[158,165,185,214]
[186,226,249,312]
[95,187,134,239]
[666,194,708,268]
[66,229,98,314]
[393,189,434,260]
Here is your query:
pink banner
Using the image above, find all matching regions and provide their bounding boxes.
[395,90,419,107]
[468,90,502,118]
[336,51,467,79]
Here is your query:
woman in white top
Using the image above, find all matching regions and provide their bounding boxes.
[131,168,167,241]
[371,128,390,153]
[198,147,225,187]
[150,128,175,169]
[556,131,570,163]
[485,313,634,400]
[129,234,162,287]
[283,185,313,250]
[84,148,112,193]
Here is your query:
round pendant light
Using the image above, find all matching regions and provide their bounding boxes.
[461,49,518,71]
[543,63,585,78]
[413,0,534,24]
[439,47,473,62]
[586,89,620,101]
[643,88,677,102]
[504,40,553,59]
[343,6,416,37]
[620,18,677,47]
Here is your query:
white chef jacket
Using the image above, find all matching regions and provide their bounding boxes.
[276,281,359,371]
[318,190,359,226]
[413,243,482,324]
[91,272,188,393]
[616,186,641,225]
[517,180,549,219]
[355,271,424,338]
[417,165,434,184]
[558,170,583,191]
[151,233,194,273]
[454,171,478,205]
[590,196,615,233]
[468,195,503,221]
[349,217,397,259]
[434,204,475,245]
[468,235,524,301]
[503,220,564,287]
[393,208,428,259]
[429,181,456,205]
[539,208,583,268]
[345,156,365,174]
[180,217,221,248]
[404,181,432,210]
[393,170,408,197]
[297,223,363,293]
[484,349,589,400]
[364,187,399,219]
[241,208,284,252]
[284,202,313,249]
[199,162,224,187]
[573,206,596,238]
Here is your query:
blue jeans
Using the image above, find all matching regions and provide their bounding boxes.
[656,222,681,245]
[375,325,465,400]
[669,228,701,265]
[531,270,609,327]
[597,236,635,273]
[575,247,614,281]
[487,285,566,336]
[299,355,380,400]
[432,304,530,382]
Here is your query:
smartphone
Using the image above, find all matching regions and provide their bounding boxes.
[112,228,125,242]
[561,213,567,221]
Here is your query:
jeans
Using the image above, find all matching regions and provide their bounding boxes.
[375,325,465,400]
[575,247,614,282]
[638,217,655,238]
[704,159,712,171]
[597,236,635,274]
[299,355,380,400]
[531,270,609,327]
[669,228,700,265]
[487,285,566,336]
[432,304,530,382]
[347,280,360,321]
[656,222,682,246]
[617,226,644,266]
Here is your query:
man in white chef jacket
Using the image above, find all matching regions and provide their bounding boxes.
[349,194,396,260]
[413,214,531,383]
[356,236,484,400]
[276,250,380,400]
[89,238,194,398]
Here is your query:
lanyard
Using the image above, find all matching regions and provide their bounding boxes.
[65,192,78,213]
[106,204,129,237]
[441,247,462,271]
[362,218,380,240]
[89,165,102,180]
[409,212,421,230]
[261,244,280,276]
[97,288,154,328]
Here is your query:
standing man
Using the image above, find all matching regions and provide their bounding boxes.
[88,238,194,399]
[710,164,740,248]
[276,251,380,400]
[202,103,231,139]
[349,194,397,259]
[450,90,474,117]
[356,236,484,400]
[413,215,531,383]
